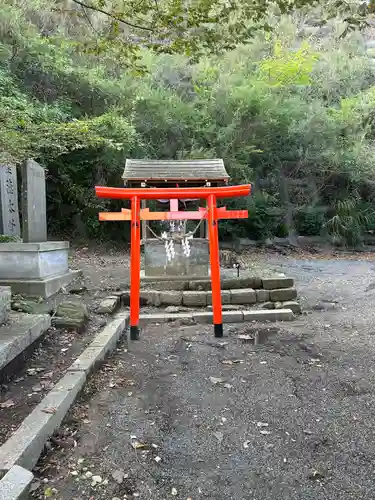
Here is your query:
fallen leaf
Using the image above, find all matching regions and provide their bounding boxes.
[44,486,53,497]
[154,456,162,463]
[223,383,233,389]
[210,377,226,385]
[221,360,233,365]
[131,440,147,450]
[171,487,178,496]
[0,399,15,409]
[256,422,269,428]
[14,377,24,383]
[32,385,43,393]
[259,430,271,435]
[42,407,57,414]
[243,441,250,449]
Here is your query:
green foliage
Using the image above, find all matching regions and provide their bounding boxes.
[0,2,375,245]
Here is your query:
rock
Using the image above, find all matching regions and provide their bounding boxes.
[261,302,275,310]
[54,300,88,330]
[11,299,51,315]
[165,306,180,313]
[282,301,302,314]
[96,296,119,314]
[312,301,336,311]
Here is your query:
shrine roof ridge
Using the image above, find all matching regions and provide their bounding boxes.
[122,159,229,182]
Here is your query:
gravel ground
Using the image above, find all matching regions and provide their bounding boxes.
[29,254,375,500]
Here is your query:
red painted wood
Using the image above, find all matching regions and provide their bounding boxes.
[95,184,251,200]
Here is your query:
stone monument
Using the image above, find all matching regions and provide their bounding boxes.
[0,161,80,297]
[21,159,47,242]
[0,164,20,237]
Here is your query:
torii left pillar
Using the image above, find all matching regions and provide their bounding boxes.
[130,196,141,340]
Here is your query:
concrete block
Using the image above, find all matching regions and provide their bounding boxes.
[89,313,129,349]
[222,277,262,290]
[262,277,294,290]
[69,314,129,373]
[243,309,294,322]
[222,311,244,323]
[96,296,119,314]
[0,313,51,372]
[159,291,183,306]
[269,287,297,302]
[0,287,11,324]
[192,312,213,324]
[0,371,86,472]
[0,465,33,500]
[139,313,194,326]
[207,304,242,311]
[256,289,269,303]
[193,311,244,324]
[183,291,207,307]
[230,289,256,305]
[206,290,231,305]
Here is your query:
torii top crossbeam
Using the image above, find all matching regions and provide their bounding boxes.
[95,183,252,340]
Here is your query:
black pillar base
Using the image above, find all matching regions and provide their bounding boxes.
[130,325,140,341]
[214,323,223,338]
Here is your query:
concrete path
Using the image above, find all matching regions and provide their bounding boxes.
[31,256,375,500]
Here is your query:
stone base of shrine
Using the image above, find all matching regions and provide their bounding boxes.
[144,238,209,278]
[0,242,81,297]
[0,271,81,298]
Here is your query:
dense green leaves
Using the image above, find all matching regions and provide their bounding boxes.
[1,2,375,244]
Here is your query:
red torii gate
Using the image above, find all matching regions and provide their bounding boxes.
[95,184,251,340]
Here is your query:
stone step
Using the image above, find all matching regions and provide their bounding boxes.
[0,313,51,372]
[139,308,294,325]
[122,286,299,308]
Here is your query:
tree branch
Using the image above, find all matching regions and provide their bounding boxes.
[70,0,154,31]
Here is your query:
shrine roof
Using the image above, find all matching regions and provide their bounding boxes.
[122,159,229,184]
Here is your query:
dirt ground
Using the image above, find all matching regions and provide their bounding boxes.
[21,250,375,499]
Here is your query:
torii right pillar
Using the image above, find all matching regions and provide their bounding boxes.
[207,194,223,337]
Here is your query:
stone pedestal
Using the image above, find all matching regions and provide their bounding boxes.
[0,242,80,297]
[144,238,209,278]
